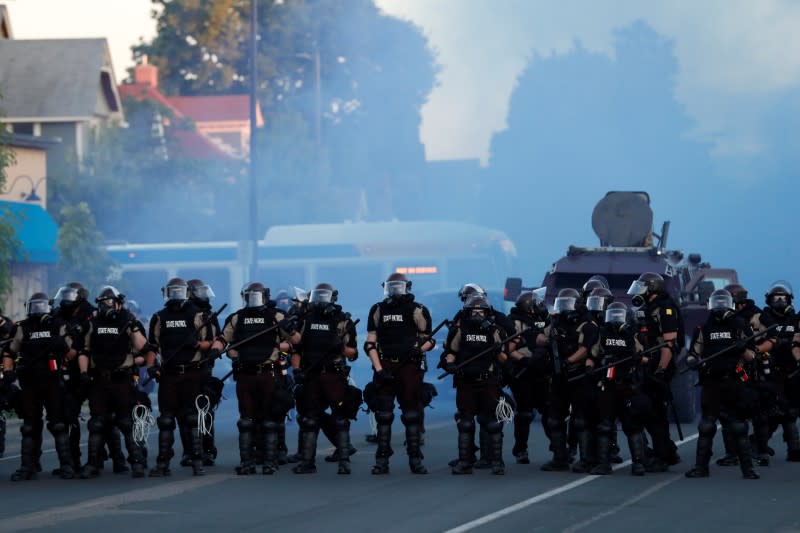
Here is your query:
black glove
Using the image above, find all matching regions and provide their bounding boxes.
[374,368,394,385]
[278,317,297,335]
[409,344,423,359]
[207,348,222,360]
[293,368,306,385]
[444,362,458,375]
[79,371,91,387]
[2,369,16,385]
[653,366,666,379]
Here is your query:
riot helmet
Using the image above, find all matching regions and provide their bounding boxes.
[708,289,734,320]
[464,295,492,325]
[26,292,51,317]
[627,272,665,307]
[310,283,338,306]
[162,277,189,303]
[581,278,607,300]
[187,279,215,304]
[383,272,411,298]
[553,288,580,315]
[241,282,269,308]
[124,299,142,317]
[587,287,614,313]
[604,301,628,327]
[516,287,547,316]
[765,280,793,314]
[458,283,487,303]
[723,283,748,306]
[53,285,80,311]
[275,290,292,312]
[96,286,125,319]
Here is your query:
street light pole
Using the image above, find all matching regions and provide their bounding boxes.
[248,0,259,281]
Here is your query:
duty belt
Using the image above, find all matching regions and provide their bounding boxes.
[458,370,495,382]
[239,361,279,375]
[163,362,202,375]
[380,354,420,364]
[94,367,135,379]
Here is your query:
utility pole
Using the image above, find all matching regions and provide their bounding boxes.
[248,0,259,281]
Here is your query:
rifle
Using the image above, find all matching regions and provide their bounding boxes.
[437,328,527,380]
[141,303,228,386]
[679,324,779,374]
[567,341,670,383]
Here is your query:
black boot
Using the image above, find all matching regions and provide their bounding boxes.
[287,427,303,463]
[11,421,39,482]
[334,418,352,475]
[487,422,505,475]
[449,412,476,467]
[628,431,646,476]
[475,426,492,469]
[149,415,175,477]
[572,418,595,473]
[235,418,257,475]
[402,410,427,474]
[716,424,739,466]
[513,411,533,464]
[292,417,319,474]
[752,415,771,466]
[541,419,570,471]
[686,418,714,478]
[590,421,612,475]
[50,422,76,480]
[783,414,800,462]
[371,411,393,475]
[107,427,129,473]
[453,417,476,475]
[262,420,279,475]
[179,421,193,467]
[731,420,759,479]
[187,414,205,476]
[0,416,5,458]
[80,418,106,479]
[275,422,287,465]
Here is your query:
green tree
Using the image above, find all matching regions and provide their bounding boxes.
[52,202,115,292]
[0,95,21,303]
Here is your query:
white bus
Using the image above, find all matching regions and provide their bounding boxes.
[106,220,517,319]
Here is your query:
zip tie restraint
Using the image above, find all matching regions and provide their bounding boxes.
[496,396,514,424]
[132,404,155,444]
[196,394,213,436]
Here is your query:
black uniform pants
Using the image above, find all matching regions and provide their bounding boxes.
[374,360,424,413]
[236,371,279,420]
[158,368,206,418]
[595,379,649,436]
[300,371,348,420]
[17,371,65,424]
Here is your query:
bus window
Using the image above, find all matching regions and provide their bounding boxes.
[176,268,231,308]
[118,269,169,319]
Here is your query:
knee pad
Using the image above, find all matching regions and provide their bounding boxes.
[376,396,394,413]
[401,410,422,426]
[237,418,256,432]
[87,418,105,434]
[375,411,394,425]
[115,416,134,433]
[299,416,320,432]
[157,415,176,431]
[334,417,350,431]
[47,421,68,435]
[597,419,614,435]
[482,419,502,434]
[729,420,748,436]
[21,422,38,438]
[698,417,716,436]
[515,411,534,424]
[457,417,475,433]
[262,420,280,433]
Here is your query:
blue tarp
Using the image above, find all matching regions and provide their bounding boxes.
[0,200,59,264]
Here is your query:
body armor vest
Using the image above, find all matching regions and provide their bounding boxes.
[90,310,134,370]
[233,306,279,364]
[376,300,418,359]
[156,304,198,367]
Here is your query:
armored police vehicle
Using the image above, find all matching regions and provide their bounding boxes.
[504,191,740,421]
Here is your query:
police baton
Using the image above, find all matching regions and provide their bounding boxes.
[679,324,778,374]
[567,341,670,383]
[437,329,528,380]
[141,303,228,387]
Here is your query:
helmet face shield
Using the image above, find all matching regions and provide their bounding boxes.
[627,280,648,297]
[553,296,576,314]
[310,289,333,304]
[709,293,733,311]
[243,290,265,308]
[164,284,188,302]
[54,287,79,309]
[384,280,407,297]
[191,284,215,302]
[27,298,51,316]
[586,295,607,312]
[605,306,627,324]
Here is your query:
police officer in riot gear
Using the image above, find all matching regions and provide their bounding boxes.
[760,281,800,461]
[506,289,550,464]
[181,279,222,467]
[627,272,681,471]
[78,286,154,478]
[590,302,650,475]
[3,293,76,480]
[147,278,213,477]
[685,290,760,479]
[275,290,292,313]
[365,272,434,475]
[587,288,614,324]
[291,283,358,474]
[444,295,509,475]
[541,288,600,473]
[211,282,300,475]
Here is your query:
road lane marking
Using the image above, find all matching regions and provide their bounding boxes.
[443,431,700,533]
[562,473,683,532]
[0,473,234,532]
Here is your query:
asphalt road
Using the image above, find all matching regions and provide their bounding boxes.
[2,398,800,533]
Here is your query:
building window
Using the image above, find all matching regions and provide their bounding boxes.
[12,123,34,135]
